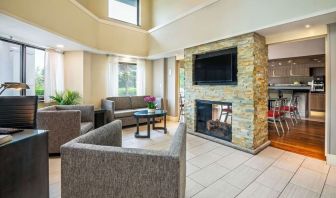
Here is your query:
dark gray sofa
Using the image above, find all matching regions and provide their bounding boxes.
[61,120,186,198]
[101,96,164,127]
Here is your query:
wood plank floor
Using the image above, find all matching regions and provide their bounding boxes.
[269,120,325,160]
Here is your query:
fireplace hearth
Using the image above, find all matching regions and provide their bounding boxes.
[196,100,232,142]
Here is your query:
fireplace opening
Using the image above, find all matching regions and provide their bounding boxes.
[195,100,232,142]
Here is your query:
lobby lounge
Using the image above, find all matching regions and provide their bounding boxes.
[1,0,336,198]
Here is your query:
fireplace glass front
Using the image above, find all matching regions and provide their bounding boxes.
[195,100,232,142]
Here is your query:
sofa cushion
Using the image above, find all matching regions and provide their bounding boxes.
[80,122,94,135]
[114,108,147,118]
[107,97,132,110]
[131,96,147,109]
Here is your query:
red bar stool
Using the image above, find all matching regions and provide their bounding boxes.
[219,104,232,123]
[280,97,299,126]
[268,99,285,136]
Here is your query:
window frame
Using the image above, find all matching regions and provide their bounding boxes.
[0,37,45,98]
[107,0,140,26]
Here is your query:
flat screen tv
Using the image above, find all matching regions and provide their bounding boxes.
[193,47,237,85]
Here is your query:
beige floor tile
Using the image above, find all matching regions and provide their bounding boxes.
[301,157,330,174]
[321,184,336,198]
[290,167,327,193]
[185,177,204,198]
[188,141,219,156]
[189,163,230,187]
[273,151,305,173]
[223,165,261,190]
[209,145,236,157]
[257,166,293,192]
[49,182,61,198]
[186,151,197,160]
[326,166,336,187]
[186,162,201,176]
[188,151,222,168]
[258,146,285,159]
[193,179,241,198]
[280,183,319,198]
[236,182,279,198]
[216,151,252,170]
[244,155,275,172]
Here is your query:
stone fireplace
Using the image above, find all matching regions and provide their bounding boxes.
[184,33,270,153]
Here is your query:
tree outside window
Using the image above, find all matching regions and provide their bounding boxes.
[118,62,137,96]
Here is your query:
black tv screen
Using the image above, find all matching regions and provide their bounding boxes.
[193,47,237,85]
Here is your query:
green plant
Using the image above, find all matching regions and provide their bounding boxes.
[50,90,81,105]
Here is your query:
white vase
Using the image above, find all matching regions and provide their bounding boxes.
[148,108,155,113]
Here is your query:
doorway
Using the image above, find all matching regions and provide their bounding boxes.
[267,37,326,160]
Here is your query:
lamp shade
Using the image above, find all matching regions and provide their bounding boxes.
[2,82,30,90]
[0,82,30,95]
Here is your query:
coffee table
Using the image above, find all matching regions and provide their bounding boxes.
[133,110,167,138]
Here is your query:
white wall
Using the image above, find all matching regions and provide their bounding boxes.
[165,57,178,116]
[327,23,336,159]
[151,0,211,27]
[149,0,336,57]
[268,38,325,59]
[152,59,165,98]
[64,51,84,99]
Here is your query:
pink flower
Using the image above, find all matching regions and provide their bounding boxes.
[144,96,156,103]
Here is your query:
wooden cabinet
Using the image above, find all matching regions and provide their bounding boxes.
[309,93,325,111]
[269,66,290,77]
[290,65,310,76]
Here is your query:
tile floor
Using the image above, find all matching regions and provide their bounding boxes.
[49,121,336,198]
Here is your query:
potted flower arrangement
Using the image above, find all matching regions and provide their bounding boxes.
[144,96,156,113]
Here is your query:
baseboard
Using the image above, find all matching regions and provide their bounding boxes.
[326,154,336,165]
[187,131,271,155]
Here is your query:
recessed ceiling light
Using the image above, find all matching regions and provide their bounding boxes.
[56,44,64,48]
[305,24,311,28]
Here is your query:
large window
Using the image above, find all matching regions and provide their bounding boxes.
[0,40,21,96]
[118,62,137,96]
[0,38,45,99]
[26,47,45,98]
[108,0,139,25]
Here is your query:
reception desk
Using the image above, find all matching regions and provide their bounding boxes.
[0,130,49,198]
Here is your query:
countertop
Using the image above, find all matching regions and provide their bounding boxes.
[269,85,311,91]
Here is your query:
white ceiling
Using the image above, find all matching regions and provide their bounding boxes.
[0,9,334,59]
[268,37,325,60]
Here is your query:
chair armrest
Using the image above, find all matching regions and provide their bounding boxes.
[101,99,115,122]
[56,105,94,122]
[74,120,122,147]
[61,146,182,198]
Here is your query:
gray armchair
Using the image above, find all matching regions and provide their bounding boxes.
[61,120,186,198]
[37,105,94,154]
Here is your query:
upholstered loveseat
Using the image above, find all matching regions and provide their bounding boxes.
[37,105,94,154]
[101,96,163,127]
[61,120,186,198]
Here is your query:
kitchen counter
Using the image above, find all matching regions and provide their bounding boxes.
[268,85,311,91]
